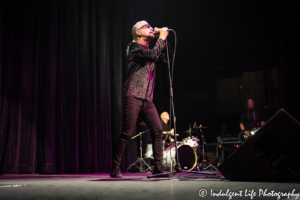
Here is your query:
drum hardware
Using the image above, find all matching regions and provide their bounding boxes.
[144,131,180,171]
[163,144,197,171]
[182,136,199,151]
[148,124,215,177]
[183,129,195,139]
[163,129,173,135]
[193,124,219,171]
[162,134,169,169]
[193,125,210,129]
[182,124,199,150]
[127,130,152,172]
[183,130,195,133]
[169,133,179,137]
[148,128,214,177]
[162,130,180,170]
[163,129,179,137]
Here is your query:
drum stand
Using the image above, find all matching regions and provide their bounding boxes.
[126,130,152,172]
[195,126,219,171]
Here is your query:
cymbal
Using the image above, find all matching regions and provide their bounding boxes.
[139,121,146,126]
[193,126,209,129]
[183,130,195,133]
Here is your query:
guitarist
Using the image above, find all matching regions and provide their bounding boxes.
[239,99,265,142]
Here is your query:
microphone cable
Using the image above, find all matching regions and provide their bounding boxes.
[165,29,177,125]
[167,29,177,83]
[165,29,180,167]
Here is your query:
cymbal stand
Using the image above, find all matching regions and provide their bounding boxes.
[126,130,152,172]
[196,125,218,171]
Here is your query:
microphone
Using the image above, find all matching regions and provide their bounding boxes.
[153,27,171,35]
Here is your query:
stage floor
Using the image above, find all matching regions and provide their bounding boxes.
[1,172,299,200]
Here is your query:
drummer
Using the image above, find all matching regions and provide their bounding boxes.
[160,112,175,148]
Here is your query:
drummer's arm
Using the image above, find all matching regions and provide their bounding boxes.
[162,128,174,135]
[169,128,174,136]
[169,136,175,143]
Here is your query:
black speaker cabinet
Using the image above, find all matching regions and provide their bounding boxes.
[218,109,300,181]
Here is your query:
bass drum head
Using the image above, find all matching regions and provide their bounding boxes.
[178,145,197,171]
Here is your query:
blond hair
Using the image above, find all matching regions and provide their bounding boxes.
[127,20,149,57]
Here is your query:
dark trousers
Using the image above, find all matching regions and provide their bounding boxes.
[112,96,163,169]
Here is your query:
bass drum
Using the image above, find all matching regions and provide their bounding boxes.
[163,145,197,171]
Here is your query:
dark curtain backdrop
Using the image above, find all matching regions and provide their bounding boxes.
[0,0,132,174]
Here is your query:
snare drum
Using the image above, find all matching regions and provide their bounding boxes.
[163,144,197,171]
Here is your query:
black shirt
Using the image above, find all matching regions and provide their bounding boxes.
[161,120,170,132]
[240,109,265,131]
[124,39,166,101]
[161,120,172,143]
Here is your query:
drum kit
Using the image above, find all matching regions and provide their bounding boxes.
[127,122,218,172]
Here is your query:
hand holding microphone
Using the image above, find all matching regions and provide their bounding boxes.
[154,27,169,40]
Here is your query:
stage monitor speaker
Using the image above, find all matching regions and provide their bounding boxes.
[218,109,300,181]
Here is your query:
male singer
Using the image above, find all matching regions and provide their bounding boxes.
[110,21,170,178]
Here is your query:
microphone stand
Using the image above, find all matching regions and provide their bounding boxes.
[148,30,214,178]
